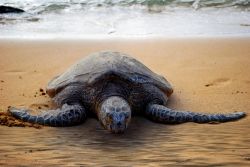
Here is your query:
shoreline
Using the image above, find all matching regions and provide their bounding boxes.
[1,34,250,41]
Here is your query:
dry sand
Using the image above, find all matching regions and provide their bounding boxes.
[0,37,250,166]
[0,37,249,114]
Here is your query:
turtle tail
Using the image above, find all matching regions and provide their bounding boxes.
[146,104,246,124]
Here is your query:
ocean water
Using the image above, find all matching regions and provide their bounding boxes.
[0,118,250,166]
[0,0,250,38]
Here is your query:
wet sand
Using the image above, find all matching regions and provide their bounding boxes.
[0,37,250,166]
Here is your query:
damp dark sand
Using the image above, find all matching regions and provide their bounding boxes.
[0,37,250,166]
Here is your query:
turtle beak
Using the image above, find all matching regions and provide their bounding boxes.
[103,111,131,134]
[109,112,130,133]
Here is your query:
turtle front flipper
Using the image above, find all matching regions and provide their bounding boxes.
[8,104,87,126]
[145,104,246,124]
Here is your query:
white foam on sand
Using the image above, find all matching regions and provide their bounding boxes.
[0,6,250,38]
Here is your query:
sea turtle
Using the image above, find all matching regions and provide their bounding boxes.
[9,51,246,133]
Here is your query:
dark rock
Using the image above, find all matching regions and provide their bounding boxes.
[0,6,25,14]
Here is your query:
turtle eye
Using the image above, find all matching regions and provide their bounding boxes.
[109,114,113,119]
[109,106,115,111]
[106,113,113,119]
[125,113,130,119]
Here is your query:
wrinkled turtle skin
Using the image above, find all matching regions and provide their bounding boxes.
[9,51,246,133]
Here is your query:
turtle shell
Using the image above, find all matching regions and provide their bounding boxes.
[46,51,173,97]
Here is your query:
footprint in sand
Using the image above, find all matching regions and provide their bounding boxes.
[205,78,231,87]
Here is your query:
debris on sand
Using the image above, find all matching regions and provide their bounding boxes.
[39,88,47,96]
[39,88,44,92]
[0,111,41,129]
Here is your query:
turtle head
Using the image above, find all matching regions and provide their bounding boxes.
[98,96,131,133]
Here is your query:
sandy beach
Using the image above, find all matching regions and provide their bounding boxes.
[0,37,250,166]
[0,37,250,112]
